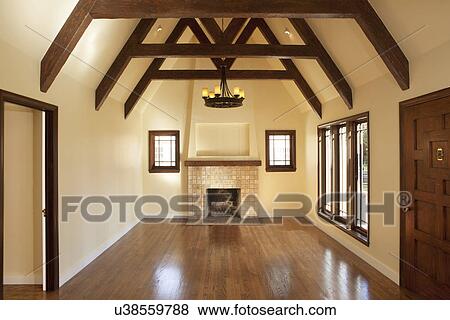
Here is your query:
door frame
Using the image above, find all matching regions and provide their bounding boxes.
[399,86,450,288]
[0,89,59,298]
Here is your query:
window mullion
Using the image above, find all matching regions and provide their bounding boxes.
[347,121,356,229]
[318,129,327,210]
[331,126,340,216]
[319,129,326,211]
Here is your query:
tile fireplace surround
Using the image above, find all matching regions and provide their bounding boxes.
[186,161,261,217]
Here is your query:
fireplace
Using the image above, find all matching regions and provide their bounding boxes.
[186,163,260,218]
[206,188,241,218]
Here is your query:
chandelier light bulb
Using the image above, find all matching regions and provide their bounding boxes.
[214,85,221,96]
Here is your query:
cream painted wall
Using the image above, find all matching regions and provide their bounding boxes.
[0,39,144,285]
[195,123,250,157]
[301,39,450,284]
[140,59,194,214]
[4,104,43,284]
[251,81,308,214]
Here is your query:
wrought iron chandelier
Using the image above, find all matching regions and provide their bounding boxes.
[201,18,245,109]
[202,64,245,108]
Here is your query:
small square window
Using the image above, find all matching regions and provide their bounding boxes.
[149,131,180,173]
[265,130,296,172]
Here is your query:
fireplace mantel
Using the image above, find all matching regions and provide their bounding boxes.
[185,160,262,167]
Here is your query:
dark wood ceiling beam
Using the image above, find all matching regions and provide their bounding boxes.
[199,18,224,43]
[95,19,157,110]
[224,18,247,43]
[128,43,316,59]
[124,19,190,118]
[256,18,322,117]
[149,70,294,80]
[224,19,259,69]
[184,19,223,69]
[40,0,96,92]
[289,18,353,109]
[90,0,357,19]
[199,18,247,45]
[200,18,248,69]
[355,1,409,90]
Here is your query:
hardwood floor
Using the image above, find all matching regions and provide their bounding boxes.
[3,285,50,300]
[4,218,416,299]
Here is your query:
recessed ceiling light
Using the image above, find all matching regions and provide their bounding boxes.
[157,25,163,32]
[284,28,291,36]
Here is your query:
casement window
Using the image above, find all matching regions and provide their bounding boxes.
[318,113,369,245]
[265,130,296,172]
[148,130,180,173]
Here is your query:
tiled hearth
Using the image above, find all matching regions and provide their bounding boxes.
[186,161,261,217]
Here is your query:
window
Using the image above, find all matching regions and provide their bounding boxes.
[265,130,296,172]
[318,113,369,245]
[149,130,180,173]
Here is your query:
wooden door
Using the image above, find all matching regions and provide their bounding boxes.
[400,88,450,299]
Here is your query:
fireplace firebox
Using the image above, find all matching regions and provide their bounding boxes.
[206,188,241,218]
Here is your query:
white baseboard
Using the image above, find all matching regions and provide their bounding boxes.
[59,220,140,286]
[312,220,399,284]
[4,275,43,285]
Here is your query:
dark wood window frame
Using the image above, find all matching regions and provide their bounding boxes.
[0,90,59,298]
[317,112,370,246]
[148,130,180,173]
[265,130,296,172]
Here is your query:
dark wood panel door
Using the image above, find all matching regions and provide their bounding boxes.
[400,88,450,299]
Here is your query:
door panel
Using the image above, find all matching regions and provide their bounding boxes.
[401,88,450,299]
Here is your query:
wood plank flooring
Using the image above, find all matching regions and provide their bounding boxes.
[4,218,416,299]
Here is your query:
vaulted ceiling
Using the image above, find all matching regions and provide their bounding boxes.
[40,0,411,118]
[2,1,450,119]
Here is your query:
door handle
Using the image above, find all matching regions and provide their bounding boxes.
[42,209,47,217]
[437,148,444,161]
[402,206,413,213]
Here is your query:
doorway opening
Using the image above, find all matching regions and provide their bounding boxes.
[0,90,59,299]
